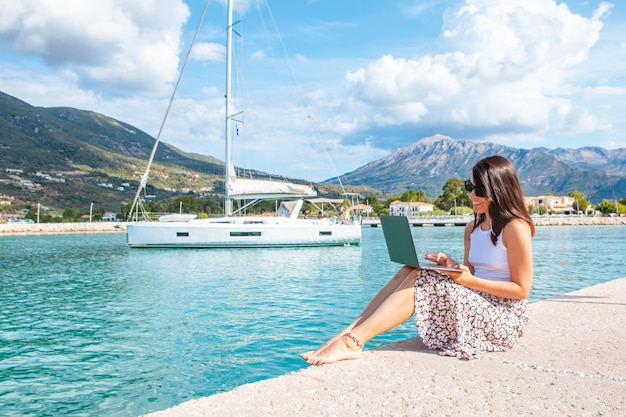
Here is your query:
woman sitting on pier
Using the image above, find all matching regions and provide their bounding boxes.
[301,155,535,363]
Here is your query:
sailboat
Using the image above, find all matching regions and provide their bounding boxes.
[125,0,362,248]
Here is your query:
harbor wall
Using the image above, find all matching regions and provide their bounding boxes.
[0,215,624,235]
[0,222,126,234]
[362,215,625,227]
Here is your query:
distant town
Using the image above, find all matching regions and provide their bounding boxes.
[2,162,624,224]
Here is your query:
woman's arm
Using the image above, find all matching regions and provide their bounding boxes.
[449,219,533,300]
[425,221,474,271]
[462,221,475,274]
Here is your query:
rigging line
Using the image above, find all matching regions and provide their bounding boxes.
[232,3,303,185]
[256,1,288,95]
[128,0,213,219]
[307,115,348,195]
[230,9,249,181]
[260,0,347,189]
[259,0,303,107]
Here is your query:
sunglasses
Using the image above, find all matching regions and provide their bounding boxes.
[464,179,477,193]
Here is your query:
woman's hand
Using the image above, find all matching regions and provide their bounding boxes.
[444,264,474,288]
[425,252,476,287]
[424,252,453,267]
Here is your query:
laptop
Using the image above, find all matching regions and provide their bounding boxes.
[379,215,460,272]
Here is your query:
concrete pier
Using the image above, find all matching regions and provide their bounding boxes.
[144,277,626,417]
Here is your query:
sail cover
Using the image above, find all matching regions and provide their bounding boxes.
[228,178,317,199]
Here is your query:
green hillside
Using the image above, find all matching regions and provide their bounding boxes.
[0,92,230,213]
[2,92,624,217]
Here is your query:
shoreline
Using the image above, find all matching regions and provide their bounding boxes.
[0,222,126,235]
[530,215,625,226]
[0,216,624,235]
[144,277,626,417]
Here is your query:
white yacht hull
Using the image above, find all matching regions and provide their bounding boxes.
[124,2,364,250]
[126,217,361,248]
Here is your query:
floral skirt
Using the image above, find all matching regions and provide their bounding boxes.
[413,269,528,360]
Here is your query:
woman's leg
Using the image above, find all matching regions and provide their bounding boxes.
[302,266,419,365]
[300,266,416,361]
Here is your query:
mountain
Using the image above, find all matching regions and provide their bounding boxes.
[0,91,232,212]
[1,91,624,213]
[538,146,626,176]
[0,91,324,213]
[324,135,626,202]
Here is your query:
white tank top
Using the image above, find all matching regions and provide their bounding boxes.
[468,226,511,282]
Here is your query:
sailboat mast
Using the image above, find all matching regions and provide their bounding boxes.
[224,0,234,216]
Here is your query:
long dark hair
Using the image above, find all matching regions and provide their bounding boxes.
[471,155,535,244]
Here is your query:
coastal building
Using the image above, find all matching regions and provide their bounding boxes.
[0,213,24,223]
[102,212,117,221]
[349,203,373,216]
[0,194,14,205]
[389,200,434,216]
[525,195,577,214]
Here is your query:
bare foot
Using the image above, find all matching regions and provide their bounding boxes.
[299,331,350,362]
[299,350,315,361]
[306,334,363,366]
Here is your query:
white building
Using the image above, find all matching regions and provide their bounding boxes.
[524,195,577,214]
[102,212,117,221]
[389,200,434,216]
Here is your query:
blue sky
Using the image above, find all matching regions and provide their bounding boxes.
[0,0,624,182]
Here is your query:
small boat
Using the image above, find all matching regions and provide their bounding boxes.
[126,0,361,248]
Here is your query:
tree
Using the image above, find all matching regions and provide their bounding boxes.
[434,178,470,212]
[595,199,626,215]
[203,198,222,216]
[22,205,59,223]
[362,195,380,211]
[91,207,104,221]
[384,195,401,207]
[63,207,81,221]
[568,190,591,214]
[173,196,203,213]
[400,189,430,203]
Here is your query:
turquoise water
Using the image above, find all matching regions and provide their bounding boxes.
[0,225,623,416]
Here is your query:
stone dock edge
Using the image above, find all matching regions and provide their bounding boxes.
[143,277,626,417]
[0,215,624,235]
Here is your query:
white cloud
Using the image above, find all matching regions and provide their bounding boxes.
[0,0,190,95]
[403,1,440,17]
[0,0,623,182]
[339,0,612,149]
[250,50,265,60]
[191,42,225,62]
[295,54,309,63]
[557,104,609,132]
[592,2,613,20]
[582,85,626,98]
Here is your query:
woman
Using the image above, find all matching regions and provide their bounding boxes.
[301,155,535,364]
